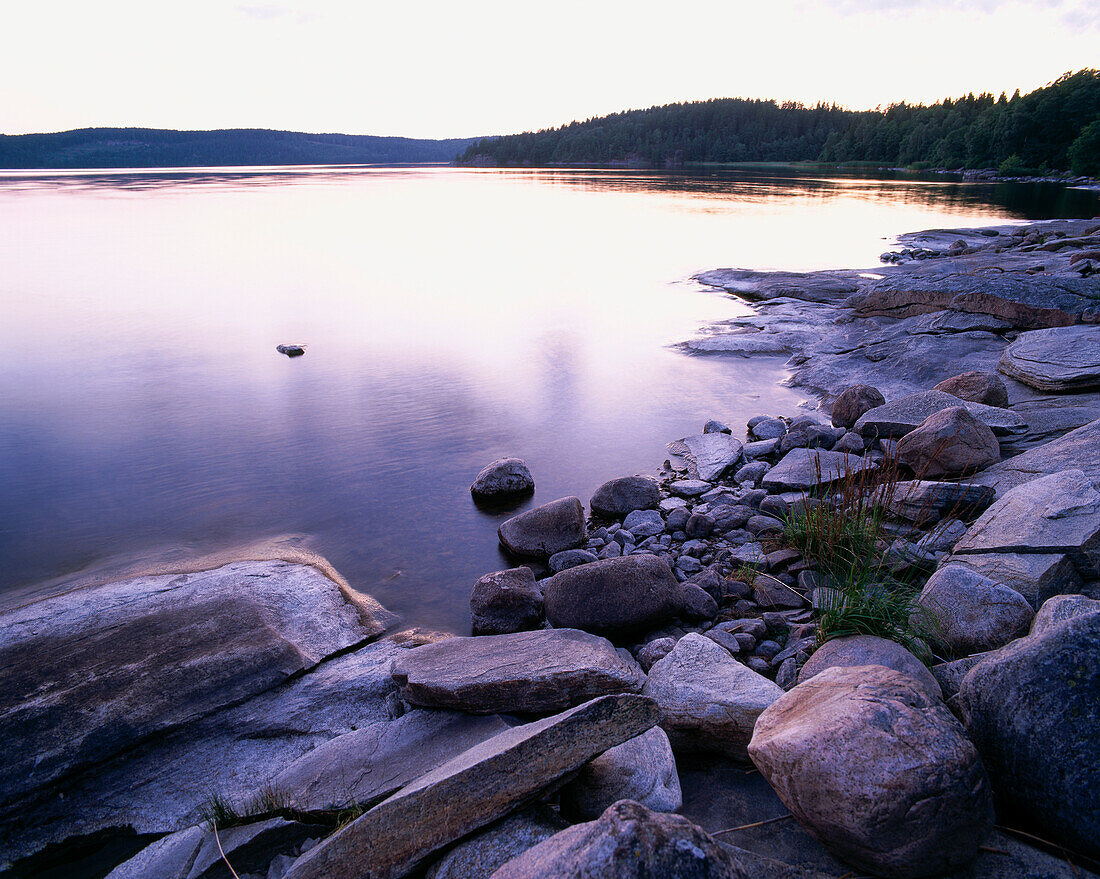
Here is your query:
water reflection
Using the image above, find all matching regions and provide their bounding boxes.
[0,167,1095,630]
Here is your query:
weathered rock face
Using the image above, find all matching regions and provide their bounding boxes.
[559,727,682,821]
[953,469,1100,578]
[933,370,1009,407]
[642,633,783,759]
[0,560,393,808]
[882,480,995,525]
[666,433,744,481]
[697,267,862,303]
[831,384,886,428]
[470,567,544,635]
[917,565,1034,656]
[761,448,877,492]
[748,665,994,879]
[590,476,661,518]
[542,555,682,639]
[943,552,1082,608]
[491,800,764,879]
[390,628,645,715]
[282,694,660,879]
[998,325,1100,391]
[895,406,1001,478]
[275,710,510,811]
[471,458,535,499]
[498,497,586,558]
[853,390,1027,439]
[972,417,1100,496]
[957,611,1100,859]
[425,807,568,879]
[1030,593,1100,636]
[797,636,941,699]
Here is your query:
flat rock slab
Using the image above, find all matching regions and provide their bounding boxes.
[972,416,1100,496]
[667,434,743,482]
[998,325,1100,390]
[696,268,862,303]
[853,390,1027,438]
[882,480,996,524]
[0,560,393,806]
[390,628,644,714]
[282,694,659,879]
[275,710,511,811]
[762,448,877,493]
[953,469,1100,578]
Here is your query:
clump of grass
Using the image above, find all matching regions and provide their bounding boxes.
[199,793,243,829]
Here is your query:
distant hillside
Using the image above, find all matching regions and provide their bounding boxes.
[0,128,479,169]
[458,70,1100,175]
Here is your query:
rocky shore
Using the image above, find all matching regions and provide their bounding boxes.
[2,217,1100,879]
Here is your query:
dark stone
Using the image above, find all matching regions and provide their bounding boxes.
[831,384,885,428]
[590,477,661,518]
[498,497,586,558]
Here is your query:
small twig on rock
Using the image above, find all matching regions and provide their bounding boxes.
[711,814,793,835]
[213,822,241,879]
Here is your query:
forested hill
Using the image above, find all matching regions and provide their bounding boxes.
[458,70,1100,175]
[0,128,478,169]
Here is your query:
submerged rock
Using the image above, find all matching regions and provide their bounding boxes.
[276,344,306,357]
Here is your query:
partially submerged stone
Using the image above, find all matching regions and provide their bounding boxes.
[998,324,1100,391]
[761,448,877,492]
[589,476,660,518]
[498,496,586,558]
[390,628,644,714]
[282,694,659,879]
[666,433,744,481]
[853,389,1027,438]
[471,457,535,499]
[470,567,544,635]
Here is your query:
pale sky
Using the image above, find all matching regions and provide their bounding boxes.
[2,0,1097,139]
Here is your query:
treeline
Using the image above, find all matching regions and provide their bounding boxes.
[458,70,1100,175]
[0,128,478,169]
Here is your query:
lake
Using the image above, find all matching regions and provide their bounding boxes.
[1,165,1096,630]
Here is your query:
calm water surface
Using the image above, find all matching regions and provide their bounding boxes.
[2,166,1096,629]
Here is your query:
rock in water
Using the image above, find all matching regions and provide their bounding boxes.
[957,610,1100,859]
[998,324,1100,391]
[642,633,783,758]
[748,665,994,878]
[471,457,535,499]
[491,800,769,879]
[542,555,682,639]
[933,370,1009,407]
[559,727,681,821]
[590,476,661,518]
[390,628,644,714]
[831,384,885,428]
[282,694,659,879]
[498,496,586,558]
[896,406,1000,478]
[470,566,544,635]
[276,344,305,357]
[917,565,1033,655]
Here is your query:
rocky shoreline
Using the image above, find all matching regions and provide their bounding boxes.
[2,217,1100,879]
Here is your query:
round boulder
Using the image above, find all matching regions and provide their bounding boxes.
[590,476,661,519]
[831,384,886,429]
[917,565,1033,656]
[896,406,1000,478]
[471,457,534,499]
[798,635,941,699]
[498,497,586,558]
[470,567,545,635]
[933,371,1009,408]
[542,555,682,639]
[748,665,994,878]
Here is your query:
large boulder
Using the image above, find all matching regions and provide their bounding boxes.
[998,324,1100,391]
[390,628,644,714]
[916,565,1034,656]
[762,448,877,493]
[542,555,682,639]
[491,800,791,879]
[471,457,535,499]
[470,567,544,635]
[953,469,1100,578]
[0,560,394,808]
[831,384,885,428]
[642,633,783,758]
[559,727,682,821]
[933,370,1009,407]
[972,417,1100,496]
[956,611,1100,859]
[666,433,743,481]
[1030,594,1100,636]
[881,480,995,525]
[797,635,940,699]
[425,807,568,879]
[943,552,1082,608]
[498,497,586,558]
[282,695,660,879]
[590,476,661,518]
[853,389,1026,439]
[895,406,1000,478]
[748,665,994,878]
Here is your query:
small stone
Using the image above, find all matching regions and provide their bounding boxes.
[749,417,787,440]
[934,371,1009,407]
[679,584,718,622]
[759,495,789,519]
[684,514,714,539]
[471,567,545,635]
[703,420,732,434]
[548,549,598,575]
[832,385,886,428]
[635,637,676,672]
[917,565,1034,655]
[670,479,712,498]
[622,509,665,538]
